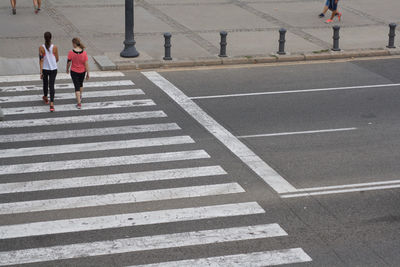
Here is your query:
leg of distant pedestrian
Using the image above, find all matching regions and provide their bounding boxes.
[319,0,330,18]
[326,0,341,23]
[33,0,41,14]
[10,0,16,15]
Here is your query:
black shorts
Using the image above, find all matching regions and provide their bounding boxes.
[71,71,86,91]
[329,0,339,11]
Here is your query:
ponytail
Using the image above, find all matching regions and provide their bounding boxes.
[44,32,52,50]
[72,37,85,49]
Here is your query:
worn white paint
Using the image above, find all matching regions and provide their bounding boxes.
[0,110,166,129]
[0,88,144,103]
[0,183,244,215]
[295,179,400,192]
[0,123,181,143]
[0,202,263,239]
[0,80,134,93]
[281,183,400,198]
[143,71,296,194]
[238,128,358,139]
[133,248,312,266]
[0,71,125,83]
[1,135,194,158]
[0,149,209,175]
[190,83,400,100]
[3,99,156,115]
[0,166,227,194]
[0,224,286,266]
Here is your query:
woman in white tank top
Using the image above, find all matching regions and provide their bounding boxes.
[39,32,59,112]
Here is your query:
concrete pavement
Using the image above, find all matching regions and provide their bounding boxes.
[1,0,400,74]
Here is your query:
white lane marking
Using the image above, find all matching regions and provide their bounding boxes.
[133,248,312,267]
[0,88,144,103]
[190,83,400,100]
[295,179,400,192]
[281,183,400,198]
[0,72,124,83]
[0,149,209,175]
[0,166,226,194]
[237,128,358,139]
[0,123,180,143]
[0,183,244,215]
[3,99,155,115]
[0,80,134,93]
[0,202,263,239]
[0,224,286,266]
[143,71,296,194]
[0,110,166,129]
[1,136,194,159]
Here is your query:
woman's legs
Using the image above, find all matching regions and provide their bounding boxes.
[42,69,49,104]
[49,70,57,106]
[71,71,82,108]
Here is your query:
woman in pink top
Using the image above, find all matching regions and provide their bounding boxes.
[66,37,89,109]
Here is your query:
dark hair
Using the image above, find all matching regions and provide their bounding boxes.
[44,32,52,50]
[72,37,85,49]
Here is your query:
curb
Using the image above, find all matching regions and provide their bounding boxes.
[94,48,400,71]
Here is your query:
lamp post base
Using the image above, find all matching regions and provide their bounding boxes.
[120,44,139,58]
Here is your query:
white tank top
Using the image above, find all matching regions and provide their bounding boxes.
[42,44,57,70]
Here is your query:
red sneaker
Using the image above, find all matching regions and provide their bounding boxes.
[325,19,333,24]
[50,105,55,112]
[42,96,49,104]
[76,103,82,109]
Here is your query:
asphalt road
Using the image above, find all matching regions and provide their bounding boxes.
[0,58,399,266]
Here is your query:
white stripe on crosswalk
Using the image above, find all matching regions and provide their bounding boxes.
[0,80,134,93]
[0,149,209,175]
[0,110,166,129]
[0,183,244,215]
[0,123,181,143]
[0,224,286,266]
[2,99,156,115]
[1,136,195,158]
[133,248,312,267]
[0,202,263,239]
[0,71,125,83]
[0,88,144,103]
[0,166,226,194]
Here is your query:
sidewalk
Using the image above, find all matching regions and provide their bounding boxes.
[0,0,399,74]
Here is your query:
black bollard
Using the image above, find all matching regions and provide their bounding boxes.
[120,0,139,58]
[163,33,172,60]
[277,28,287,55]
[387,23,397,49]
[332,25,341,51]
[219,31,228,57]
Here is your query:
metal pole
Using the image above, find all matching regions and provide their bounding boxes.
[277,28,287,55]
[219,31,228,57]
[387,23,397,49]
[120,0,139,58]
[332,25,341,51]
[163,33,172,60]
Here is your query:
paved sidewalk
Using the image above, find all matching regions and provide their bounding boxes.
[0,0,399,74]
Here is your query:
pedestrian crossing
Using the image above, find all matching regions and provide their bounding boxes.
[0,72,312,266]
[3,99,156,115]
[1,88,144,103]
